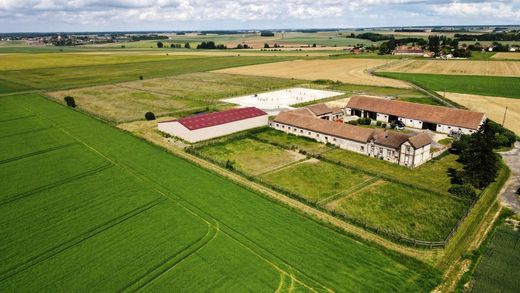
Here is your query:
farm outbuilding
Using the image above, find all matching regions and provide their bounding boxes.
[345,96,486,135]
[158,107,268,143]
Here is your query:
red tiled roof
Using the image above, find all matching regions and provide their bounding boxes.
[347,96,485,130]
[159,107,267,130]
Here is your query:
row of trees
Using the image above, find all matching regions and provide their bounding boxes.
[156,41,190,48]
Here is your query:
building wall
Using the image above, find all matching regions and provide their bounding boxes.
[270,121,367,155]
[367,143,400,164]
[159,115,268,143]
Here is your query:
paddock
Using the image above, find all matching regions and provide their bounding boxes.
[222,87,343,115]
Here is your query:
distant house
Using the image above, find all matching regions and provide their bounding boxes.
[393,45,424,56]
[158,107,268,143]
[271,109,432,168]
[345,96,486,135]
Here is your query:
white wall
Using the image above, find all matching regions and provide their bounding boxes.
[159,115,268,143]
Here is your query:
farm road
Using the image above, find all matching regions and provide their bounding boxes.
[500,142,520,213]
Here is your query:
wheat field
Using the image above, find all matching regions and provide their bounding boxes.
[382,60,520,77]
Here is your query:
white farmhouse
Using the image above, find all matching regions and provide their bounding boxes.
[158,107,268,143]
[345,96,486,135]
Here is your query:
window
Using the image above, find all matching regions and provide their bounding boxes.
[276,123,279,127]
[406,146,410,152]
[317,134,320,137]
[300,130,303,133]
[360,146,365,152]
[333,138,336,141]
[308,131,311,135]
[282,125,285,128]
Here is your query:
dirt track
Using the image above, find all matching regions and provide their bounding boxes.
[214,59,412,88]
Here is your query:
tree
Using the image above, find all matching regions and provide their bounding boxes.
[264,43,269,49]
[428,35,441,55]
[449,184,478,200]
[460,120,500,189]
[184,42,190,48]
[145,112,156,121]
[64,96,76,108]
[157,41,164,48]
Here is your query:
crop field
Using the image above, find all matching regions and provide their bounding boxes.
[491,52,520,60]
[441,92,520,135]
[48,72,301,122]
[333,180,468,241]
[321,149,462,194]
[470,224,520,293]
[0,55,296,94]
[197,138,305,175]
[261,160,373,202]
[380,59,520,77]
[214,59,412,88]
[0,93,440,291]
[378,72,520,99]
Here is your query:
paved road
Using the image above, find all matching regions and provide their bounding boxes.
[500,142,520,213]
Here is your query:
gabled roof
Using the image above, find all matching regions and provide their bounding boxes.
[347,96,485,130]
[373,130,411,148]
[273,111,374,143]
[306,103,342,116]
[408,133,432,149]
[159,107,267,130]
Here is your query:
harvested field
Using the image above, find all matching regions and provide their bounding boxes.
[214,59,412,88]
[441,92,520,135]
[381,59,520,77]
[491,52,520,60]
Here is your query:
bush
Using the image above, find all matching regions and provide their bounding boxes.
[376,121,382,127]
[157,41,164,48]
[449,184,478,200]
[357,118,372,125]
[139,76,143,80]
[382,123,387,128]
[64,96,76,108]
[347,120,358,125]
[145,112,156,121]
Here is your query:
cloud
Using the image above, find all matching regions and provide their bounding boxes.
[0,0,519,32]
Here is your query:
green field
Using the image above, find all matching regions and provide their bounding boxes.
[470,224,520,293]
[335,181,468,241]
[261,160,372,201]
[0,55,296,94]
[377,72,520,99]
[252,128,332,154]
[321,149,462,194]
[48,72,301,122]
[197,138,303,175]
[0,93,440,291]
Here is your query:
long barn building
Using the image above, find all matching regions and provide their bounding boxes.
[345,96,486,135]
[158,107,268,143]
[271,109,432,168]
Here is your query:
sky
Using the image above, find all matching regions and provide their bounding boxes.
[0,0,519,32]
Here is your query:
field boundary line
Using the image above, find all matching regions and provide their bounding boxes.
[0,162,114,207]
[0,142,77,165]
[0,127,52,139]
[126,223,220,292]
[318,176,379,205]
[0,114,35,123]
[256,157,309,176]
[0,198,165,282]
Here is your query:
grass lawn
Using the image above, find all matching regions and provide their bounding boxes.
[252,128,331,154]
[321,149,462,194]
[0,93,440,292]
[334,180,468,242]
[0,55,296,94]
[261,160,372,202]
[377,72,520,99]
[397,96,445,106]
[197,138,303,175]
[471,224,520,293]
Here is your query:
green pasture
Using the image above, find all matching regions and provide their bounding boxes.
[321,149,462,194]
[197,138,303,175]
[335,180,468,241]
[0,55,296,94]
[377,72,520,99]
[252,128,331,154]
[0,93,440,291]
[261,160,372,201]
[471,224,520,293]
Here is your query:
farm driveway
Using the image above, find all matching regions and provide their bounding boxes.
[500,142,520,214]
